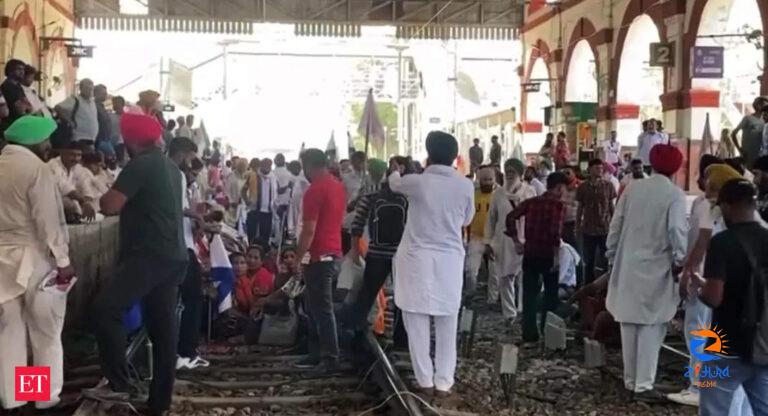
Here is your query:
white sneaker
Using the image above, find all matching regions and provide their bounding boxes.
[176,355,210,370]
[35,397,61,410]
[667,389,699,407]
[187,356,210,368]
[175,356,191,370]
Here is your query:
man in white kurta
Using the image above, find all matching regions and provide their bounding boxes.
[484,158,536,321]
[0,116,73,411]
[48,142,96,219]
[605,144,687,400]
[390,132,475,394]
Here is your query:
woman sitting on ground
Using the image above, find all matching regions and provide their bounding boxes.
[235,245,275,317]
[260,247,303,315]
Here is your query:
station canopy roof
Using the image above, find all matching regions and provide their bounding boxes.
[77,0,524,40]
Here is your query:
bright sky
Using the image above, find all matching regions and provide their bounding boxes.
[76,24,520,160]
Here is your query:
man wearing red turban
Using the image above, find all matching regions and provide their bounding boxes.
[604,142,687,402]
[649,143,684,177]
[86,111,188,415]
[120,112,163,150]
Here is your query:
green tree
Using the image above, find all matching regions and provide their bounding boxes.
[349,101,398,159]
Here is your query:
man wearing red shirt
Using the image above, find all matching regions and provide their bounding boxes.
[506,171,569,343]
[294,149,346,373]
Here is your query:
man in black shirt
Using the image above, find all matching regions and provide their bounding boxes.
[698,179,768,416]
[469,138,483,173]
[753,156,768,222]
[87,113,188,416]
[0,59,29,127]
[490,135,502,166]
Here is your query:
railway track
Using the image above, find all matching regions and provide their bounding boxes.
[62,330,433,416]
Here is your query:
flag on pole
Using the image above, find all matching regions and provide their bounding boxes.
[210,234,235,313]
[358,89,385,151]
[326,131,338,162]
[702,112,714,155]
[347,131,355,155]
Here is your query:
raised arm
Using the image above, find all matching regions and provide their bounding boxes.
[387,170,420,197]
[732,117,746,154]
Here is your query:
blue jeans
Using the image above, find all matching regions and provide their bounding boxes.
[700,358,765,416]
[684,295,712,393]
[304,259,341,361]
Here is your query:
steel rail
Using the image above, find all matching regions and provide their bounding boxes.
[365,332,425,416]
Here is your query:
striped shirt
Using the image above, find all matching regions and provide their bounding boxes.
[351,183,409,259]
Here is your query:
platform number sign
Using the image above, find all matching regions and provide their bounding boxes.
[650,42,675,67]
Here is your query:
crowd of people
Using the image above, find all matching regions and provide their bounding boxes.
[464,112,768,414]
[2,55,768,416]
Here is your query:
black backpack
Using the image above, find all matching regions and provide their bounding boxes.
[735,233,768,364]
[368,189,407,248]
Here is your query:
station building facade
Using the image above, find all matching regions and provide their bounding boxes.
[520,0,768,186]
[1,0,76,105]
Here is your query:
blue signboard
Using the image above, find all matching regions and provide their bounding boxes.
[691,46,724,79]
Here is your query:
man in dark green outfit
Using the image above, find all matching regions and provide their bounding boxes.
[86,112,188,416]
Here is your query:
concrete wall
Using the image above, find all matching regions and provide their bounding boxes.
[1,0,76,105]
[65,218,120,330]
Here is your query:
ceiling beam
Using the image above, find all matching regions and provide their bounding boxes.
[442,1,479,23]
[175,0,209,16]
[307,0,348,20]
[483,6,517,24]
[358,0,393,19]
[263,0,297,21]
[83,0,120,15]
[397,1,435,22]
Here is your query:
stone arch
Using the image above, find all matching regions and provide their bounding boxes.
[614,13,665,144]
[524,38,554,80]
[562,18,600,99]
[685,0,767,114]
[521,38,555,121]
[610,0,667,97]
[564,40,598,103]
[520,54,553,153]
[9,3,38,63]
[43,26,76,102]
[687,0,768,95]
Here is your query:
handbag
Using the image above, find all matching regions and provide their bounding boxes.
[258,301,299,346]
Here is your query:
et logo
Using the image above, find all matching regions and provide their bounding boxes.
[15,366,50,402]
